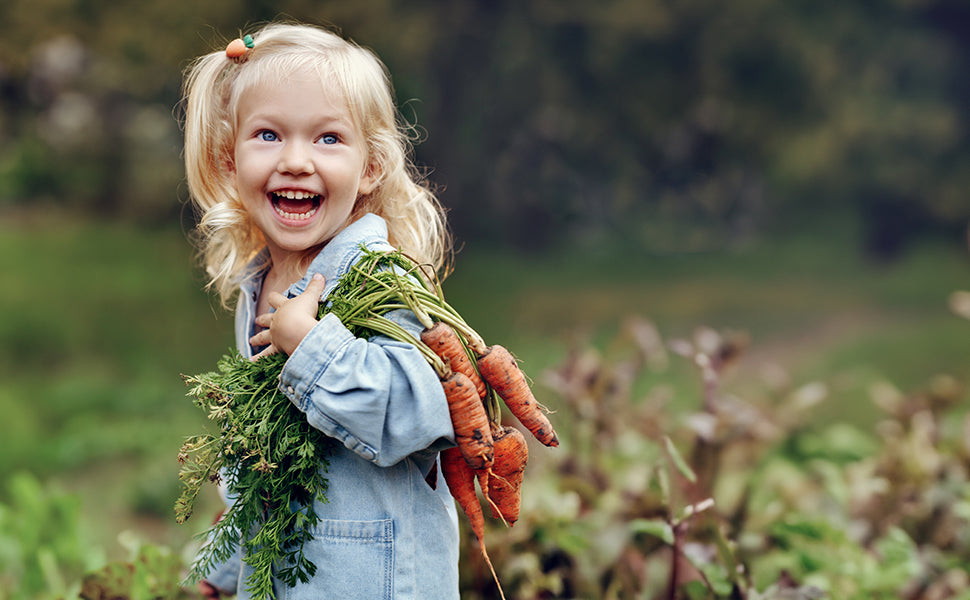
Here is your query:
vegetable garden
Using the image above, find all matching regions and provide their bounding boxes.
[3,219,970,598]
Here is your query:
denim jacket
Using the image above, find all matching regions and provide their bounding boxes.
[203,213,460,599]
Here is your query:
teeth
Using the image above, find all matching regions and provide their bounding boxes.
[271,190,320,221]
[276,190,317,200]
[274,205,318,221]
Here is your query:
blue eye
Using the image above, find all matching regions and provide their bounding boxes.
[320,134,339,145]
[258,130,279,142]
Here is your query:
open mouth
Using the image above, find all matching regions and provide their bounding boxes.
[270,190,321,221]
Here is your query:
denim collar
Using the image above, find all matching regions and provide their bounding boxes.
[286,213,389,300]
[237,213,390,303]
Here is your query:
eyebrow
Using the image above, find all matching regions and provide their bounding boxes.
[243,110,355,128]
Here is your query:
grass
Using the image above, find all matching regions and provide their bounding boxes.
[2,212,969,563]
[0,214,235,555]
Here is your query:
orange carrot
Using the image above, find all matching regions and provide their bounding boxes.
[441,447,484,541]
[477,345,559,447]
[440,447,505,600]
[487,426,529,525]
[422,322,488,399]
[442,371,494,470]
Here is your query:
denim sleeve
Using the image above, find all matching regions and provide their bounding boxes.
[199,546,240,594]
[279,309,454,467]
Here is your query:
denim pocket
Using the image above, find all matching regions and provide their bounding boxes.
[285,518,394,600]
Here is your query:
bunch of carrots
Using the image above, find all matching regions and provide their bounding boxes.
[177,246,557,599]
[328,247,559,598]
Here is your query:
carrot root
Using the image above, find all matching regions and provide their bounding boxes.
[442,371,494,470]
[477,345,559,447]
[422,322,488,399]
[440,447,506,600]
[487,426,528,525]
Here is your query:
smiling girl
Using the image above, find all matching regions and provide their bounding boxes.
[181,22,458,599]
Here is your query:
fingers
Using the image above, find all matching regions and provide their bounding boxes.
[254,312,272,329]
[249,273,327,360]
[250,343,278,361]
[259,274,325,318]
[249,327,272,349]
[306,272,326,294]
[198,581,221,599]
[291,273,326,311]
[265,291,287,310]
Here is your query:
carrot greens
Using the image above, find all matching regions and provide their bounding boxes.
[176,351,332,598]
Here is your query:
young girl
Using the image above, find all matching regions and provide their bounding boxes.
[182,22,459,599]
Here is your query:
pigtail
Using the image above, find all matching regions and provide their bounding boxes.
[182,48,266,307]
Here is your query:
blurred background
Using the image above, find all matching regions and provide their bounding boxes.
[2,0,970,598]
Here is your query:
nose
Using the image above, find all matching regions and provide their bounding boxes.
[277,141,315,175]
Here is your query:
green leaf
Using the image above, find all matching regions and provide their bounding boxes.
[629,518,674,545]
[713,525,742,587]
[681,580,711,599]
[656,463,671,506]
[554,529,590,555]
[664,435,697,483]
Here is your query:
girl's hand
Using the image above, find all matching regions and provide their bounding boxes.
[250,274,327,359]
[197,581,222,599]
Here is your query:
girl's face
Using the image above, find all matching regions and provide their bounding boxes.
[232,67,376,260]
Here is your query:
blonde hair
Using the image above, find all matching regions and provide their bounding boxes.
[181,22,450,307]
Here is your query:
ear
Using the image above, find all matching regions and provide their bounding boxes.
[358,157,380,197]
[224,154,238,189]
[223,149,236,175]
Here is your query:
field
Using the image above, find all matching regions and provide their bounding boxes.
[3,214,970,598]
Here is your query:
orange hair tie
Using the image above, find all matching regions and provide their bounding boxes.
[226,35,254,59]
